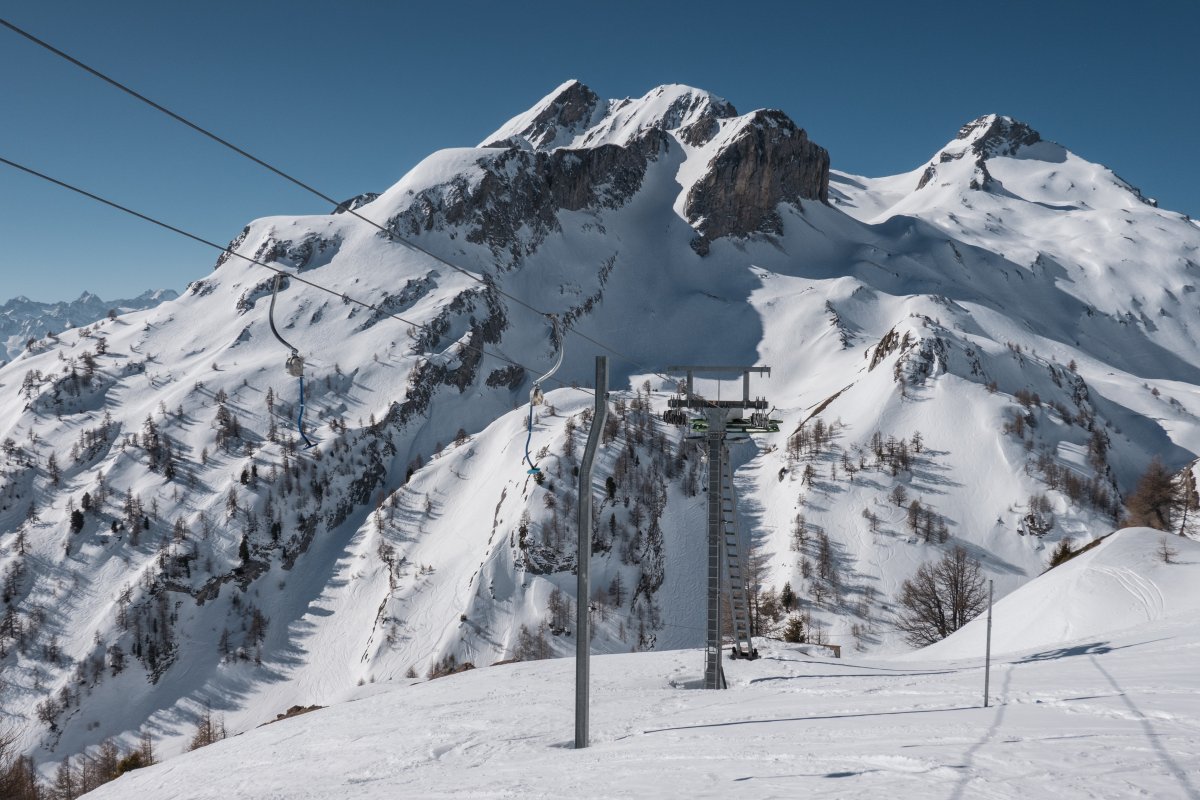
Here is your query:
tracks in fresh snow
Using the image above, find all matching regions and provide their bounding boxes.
[1094,566,1165,622]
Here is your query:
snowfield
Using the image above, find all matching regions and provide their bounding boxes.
[85,529,1200,799]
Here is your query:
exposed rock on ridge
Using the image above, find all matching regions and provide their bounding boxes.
[483,79,602,150]
[917,114,1042,191]
[333,192,380,214]
[387,129,670,266]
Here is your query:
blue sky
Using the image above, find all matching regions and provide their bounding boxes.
[1,0,1196,301]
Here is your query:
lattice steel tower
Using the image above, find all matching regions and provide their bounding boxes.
[667,366,776,689]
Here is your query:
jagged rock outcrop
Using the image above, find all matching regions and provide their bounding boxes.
[333,192,380,214]
[483,79,602,150]
[960,115,1042,158]
[387,129,669,265]
[253,232,342,273]
[672,92,739,147]
[684,109,830,255]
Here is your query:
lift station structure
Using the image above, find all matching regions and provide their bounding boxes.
[667,365,777,689]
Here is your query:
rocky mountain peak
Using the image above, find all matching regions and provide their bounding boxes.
[956,114,1042,158]
[409,82,828,261]
[332,192,381,215]
[483,81,741,152]
[602,83,739,147]
[481,79,603,150]
[917,113,1042,191]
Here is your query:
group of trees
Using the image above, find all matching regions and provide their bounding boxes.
[1,727,154,800]
[1033,449,1119,520]
[906,499,950,543]
[887,459,1198,649]
[1123,457,1200,535]
[0,707,224,800]
[893,547,988,647]
[0,312,412,784]
[503,383,697,662]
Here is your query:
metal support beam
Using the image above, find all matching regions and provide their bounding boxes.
[575,356,607,749]
[667,398,769,411]
[983,579,993,708]
[666,365,772,376]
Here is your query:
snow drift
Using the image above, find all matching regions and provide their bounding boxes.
[917,527,1200,659]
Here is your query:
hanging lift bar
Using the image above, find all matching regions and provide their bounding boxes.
[524,316,564,475]
[268,273,315,449]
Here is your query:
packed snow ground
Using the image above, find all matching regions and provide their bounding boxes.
[85,529,1200,799]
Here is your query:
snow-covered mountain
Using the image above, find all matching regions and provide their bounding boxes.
[3,79,1200,782]
[0,289,179,364]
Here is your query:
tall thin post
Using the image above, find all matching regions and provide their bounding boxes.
[576,356,607,749]
[983,579,994,708]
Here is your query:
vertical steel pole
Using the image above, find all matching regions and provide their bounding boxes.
[983,579,993,708]
[576,356,607,749]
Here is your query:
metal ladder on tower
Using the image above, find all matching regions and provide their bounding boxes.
[718,446,757,660]
[703,432,725,689]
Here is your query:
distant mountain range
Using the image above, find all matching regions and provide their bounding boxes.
[0,289,178,363]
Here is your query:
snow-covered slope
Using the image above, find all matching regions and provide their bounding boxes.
[84,600,1200,799]
[918,527,1200,659]
[2,83,1200,781]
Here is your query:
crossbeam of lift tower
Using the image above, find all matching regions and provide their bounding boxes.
[667,365,772,689]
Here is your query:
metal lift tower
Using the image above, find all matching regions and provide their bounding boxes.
[667,366,774,689]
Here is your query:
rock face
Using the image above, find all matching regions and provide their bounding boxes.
[685,109,831,255]
[958,114,1041,158]
[673,92,739,147]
